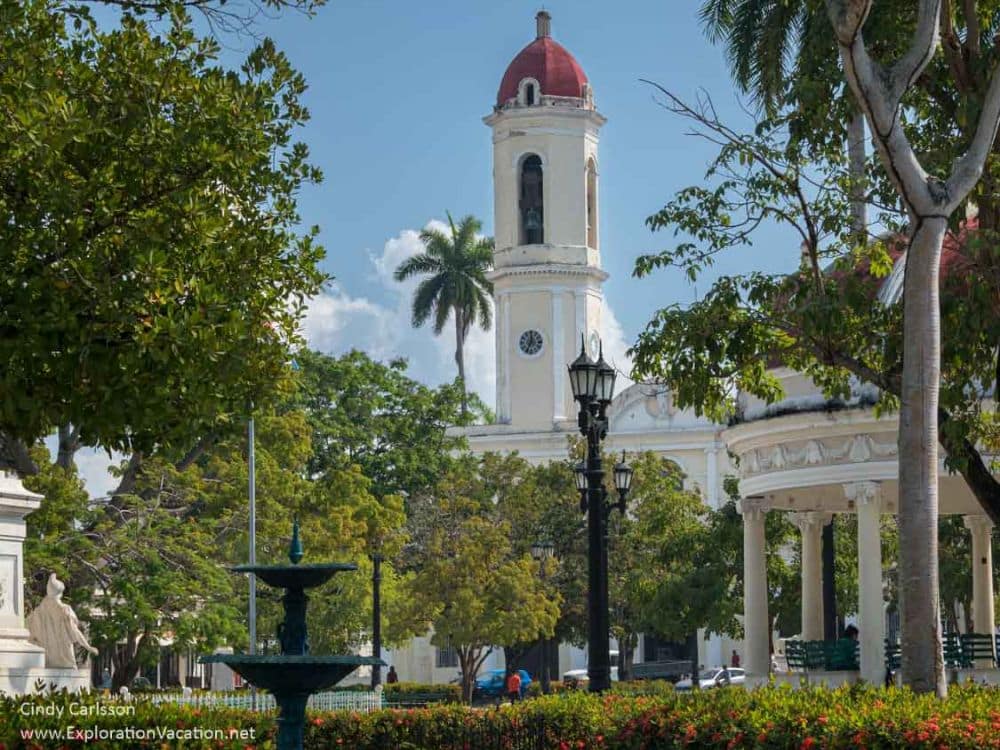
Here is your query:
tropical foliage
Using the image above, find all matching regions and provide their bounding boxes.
[393,213,494,415]
[13,684,1000,749]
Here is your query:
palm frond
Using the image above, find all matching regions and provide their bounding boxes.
[411,274,447,329]
[394,253,443,282]
[433,280,455,334]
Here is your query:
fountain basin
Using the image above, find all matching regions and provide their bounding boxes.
[231,562,357,590]
[201,654,383,694]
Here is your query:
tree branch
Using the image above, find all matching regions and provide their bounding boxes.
[937,410,1000,525]
[961,0,981,64]
[889,0,943,101]
[56,425,80,471]
[938,0,971,94]
[946,63,1000,203]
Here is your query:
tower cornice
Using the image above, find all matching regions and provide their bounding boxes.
[487,262,609,284]
[484,105,606,129]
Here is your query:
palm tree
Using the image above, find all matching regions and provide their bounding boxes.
[394,213,494,416]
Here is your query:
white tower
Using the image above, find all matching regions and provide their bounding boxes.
[486,11,607,428]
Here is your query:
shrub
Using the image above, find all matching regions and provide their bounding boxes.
[10,682,1000,748]
[382,681,462,704]
[526,680,573,697]
[609,679,675,697]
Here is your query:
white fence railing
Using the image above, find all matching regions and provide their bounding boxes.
[144,689,383,713]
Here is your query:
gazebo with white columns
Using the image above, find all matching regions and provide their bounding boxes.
[725,370,997,687]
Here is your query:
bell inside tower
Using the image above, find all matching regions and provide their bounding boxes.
[520,154,544,244]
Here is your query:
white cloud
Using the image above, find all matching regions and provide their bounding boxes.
[599,302,634,389]
[302,222,497,404]
[302,220,634,413]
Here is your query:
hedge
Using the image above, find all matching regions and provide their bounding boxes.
[7,682,1000,748]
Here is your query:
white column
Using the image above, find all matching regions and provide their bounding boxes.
[740,497,770,680]
[964,515,996,665]
[500,292,512,422]
[705,442,720,510]
[845,481,885,683]
[551,292,565,421]
[793,512,830,641]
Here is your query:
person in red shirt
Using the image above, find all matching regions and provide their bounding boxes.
[731,650,741,668]
[506,670,522,702]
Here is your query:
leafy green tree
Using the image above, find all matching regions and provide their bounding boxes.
[0,0,324,479]
[393,214,494,416]
[291,349,474,501]
[398,455,560,702]
[606,454,709,679]
[691,1,1000,692]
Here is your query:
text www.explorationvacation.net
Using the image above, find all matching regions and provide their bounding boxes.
[19,726,256,743]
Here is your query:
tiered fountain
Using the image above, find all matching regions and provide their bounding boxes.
[202,521,383,750]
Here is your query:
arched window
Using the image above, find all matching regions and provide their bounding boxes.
[525,83,536,106]
[586,158,598,249]
[520,154,544,244]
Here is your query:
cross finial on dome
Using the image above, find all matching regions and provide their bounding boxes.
[536,10,551,38]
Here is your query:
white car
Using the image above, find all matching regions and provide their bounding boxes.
[562,666,619,684]
[563,651,619,685]
[674,667,745,690]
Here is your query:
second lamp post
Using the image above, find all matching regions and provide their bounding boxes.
[568,337,633,693]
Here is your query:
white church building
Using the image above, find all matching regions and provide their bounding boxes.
[384,11,999,688]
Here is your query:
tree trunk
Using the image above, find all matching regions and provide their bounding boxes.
[56,425,79,471]
[111,631,147,692]
[898,216,948,696]
[619,632,635,682]
[822,518,838,641]
[454,307,467,416]
[847,109,868,238]
[687,631,700,690]
[458,648,476,703]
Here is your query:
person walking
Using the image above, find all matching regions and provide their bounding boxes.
[505,669,522,703]
[730,650,740,668]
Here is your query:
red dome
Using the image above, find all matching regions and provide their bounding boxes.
[497,33,588,106]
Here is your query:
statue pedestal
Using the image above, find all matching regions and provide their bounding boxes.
[0,472,88,694]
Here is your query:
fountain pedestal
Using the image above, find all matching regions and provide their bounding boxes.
[201,522,383,750]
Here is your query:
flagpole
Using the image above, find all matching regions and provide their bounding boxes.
[248,413,257,708]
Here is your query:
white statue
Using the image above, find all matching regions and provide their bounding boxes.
[26,573,98,668]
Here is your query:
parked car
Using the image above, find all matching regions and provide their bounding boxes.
[473,669,532,699]
[674,667,745,690]
[563,651,620,686]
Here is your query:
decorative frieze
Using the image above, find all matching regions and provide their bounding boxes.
[738,433,898,477]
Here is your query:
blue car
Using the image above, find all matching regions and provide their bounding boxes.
[474,668,532,699]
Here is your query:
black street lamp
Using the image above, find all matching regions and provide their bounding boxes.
[370,551,383,689]
[530,540,556,694]
[567,337,631,693]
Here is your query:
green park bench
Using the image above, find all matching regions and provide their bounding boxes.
[943,633,966,668]
[784,640,859,672]
[884,640,901,671]
[960,633,997,667]
[785,640,807,671]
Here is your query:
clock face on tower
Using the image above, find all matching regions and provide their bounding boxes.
[518,329,544,357]
[588,331,600,358]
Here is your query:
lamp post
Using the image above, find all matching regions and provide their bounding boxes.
[567,337,633,693]
[530,540,556,694]
[371,551,383,689]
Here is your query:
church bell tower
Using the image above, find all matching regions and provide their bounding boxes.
[486,11,607,428]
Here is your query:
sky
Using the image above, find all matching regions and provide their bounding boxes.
[74,0,801,496]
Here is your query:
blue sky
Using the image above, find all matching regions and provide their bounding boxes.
[268,2,795,384]
[74,1,800,494]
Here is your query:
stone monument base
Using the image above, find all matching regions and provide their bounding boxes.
[1,666,91,695]
[0,632,90,695]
